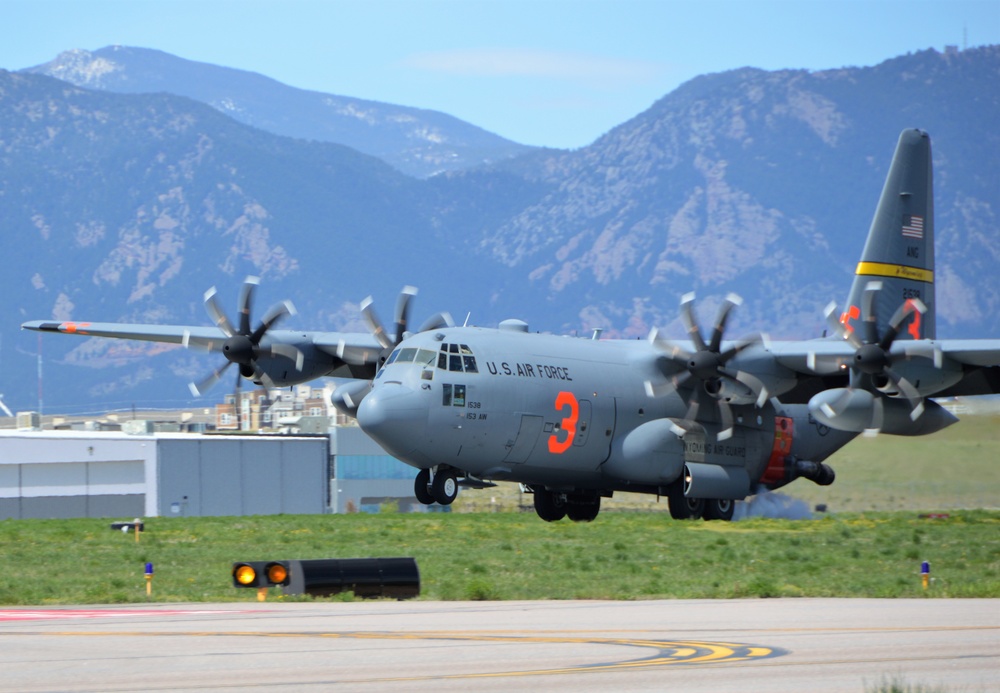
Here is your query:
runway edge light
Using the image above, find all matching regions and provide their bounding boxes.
[230,558,420,600]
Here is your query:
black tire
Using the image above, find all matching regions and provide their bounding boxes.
[414,469,434,505]
[703,498,735,522]
[431,470,459,505]
[533,489,567,522]
[567,497,601,523]
[667,483,705,520]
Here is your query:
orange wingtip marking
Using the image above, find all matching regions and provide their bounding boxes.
[62,322,92,334]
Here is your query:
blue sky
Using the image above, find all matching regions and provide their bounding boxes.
[2,0,998,149]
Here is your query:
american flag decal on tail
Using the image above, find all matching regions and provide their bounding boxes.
[902,214,924,239]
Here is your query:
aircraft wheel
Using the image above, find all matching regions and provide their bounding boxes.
[533,489,567,522]
[431,470,459,505]
[414,469,434,505]
[703,498,735,522]
[567,497,600,523]
[667,484,704,520]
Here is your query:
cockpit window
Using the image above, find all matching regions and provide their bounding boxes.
[386,347,436,366]
[438,343,478,373]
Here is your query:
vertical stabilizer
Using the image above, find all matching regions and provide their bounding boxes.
[843,129,934,340]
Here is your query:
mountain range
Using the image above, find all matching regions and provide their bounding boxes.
[25,46,534,178]
[2,44,998,414]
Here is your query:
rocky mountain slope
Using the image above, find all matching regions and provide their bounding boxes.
[24,46,534,178]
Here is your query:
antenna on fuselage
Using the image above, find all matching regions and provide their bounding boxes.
[463,313,471,327]
[591,328,603,340]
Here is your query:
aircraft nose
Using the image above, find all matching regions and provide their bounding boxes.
[356,383,428,459]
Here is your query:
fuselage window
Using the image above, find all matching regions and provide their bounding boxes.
[449,343,460,354]
[438,352,448,370]
[453,384,466,407]
[385,349,400,366]
[442,384,452,406]
[449,354,464,372]
[415,348,436,365]
[463,355,478,373]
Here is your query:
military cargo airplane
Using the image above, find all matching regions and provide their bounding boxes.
[23,130,1000,522]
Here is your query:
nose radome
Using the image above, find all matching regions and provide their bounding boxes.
[356,383,428,459]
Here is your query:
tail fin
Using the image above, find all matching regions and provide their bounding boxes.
[842,129,935,340]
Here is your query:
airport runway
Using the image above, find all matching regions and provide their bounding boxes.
[0,599,997,692]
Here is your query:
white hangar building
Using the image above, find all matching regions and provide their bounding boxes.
[0,425,427,520]
[0,431,330,520]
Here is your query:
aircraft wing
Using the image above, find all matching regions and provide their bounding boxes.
[312,333,385,367]
[764,337,1000,398]
[21,320,387,384]
[931,339,1000,396]
[768,339,855,375]
[21,320,227,351]
[935,339,1000,367]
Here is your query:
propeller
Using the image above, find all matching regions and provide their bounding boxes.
[644,292,767,441]
[359,286,454,366]
[188,276,301,396]
[820,281,927,424]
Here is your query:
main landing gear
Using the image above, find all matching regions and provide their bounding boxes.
[666,482,734,521]
[532,489,601,523]
[414,467,459,506]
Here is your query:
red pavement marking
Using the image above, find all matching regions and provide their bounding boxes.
[0,609,235,621]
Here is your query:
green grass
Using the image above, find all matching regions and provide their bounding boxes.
[1,510,998,605]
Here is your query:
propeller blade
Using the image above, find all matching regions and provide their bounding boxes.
[902,340,944,369]
[204,287,236,338]
[717,398,735,441]
[394,286,418,345]
[251,300,296,344]
[819,387,855,420]
[869,396,885,431]
[879,298,926,351]
[733,369,770,408]
[648,327,691,362]
[233,367,243,430]
[682,395,700,424]
[717,332,762,364]
[360,296,394,350]
[861,281,882,346]
[824,301,862,348]
[418,311,455,333]
[709,293,742,353]
[644,378,681,398]
[238,276,260,336]
[680,292,707,352]
[269,343,305,371]
[884,366,925,420]
[189,360,234,396]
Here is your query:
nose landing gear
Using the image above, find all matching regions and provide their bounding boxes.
[414,467,459,506]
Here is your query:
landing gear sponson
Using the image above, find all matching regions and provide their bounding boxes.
[531,483,735,522]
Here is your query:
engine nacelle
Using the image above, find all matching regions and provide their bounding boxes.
[809,388,877,432]
[683,462,750,500]
[608,419,685,485]
[708,376,757,405]
[809,388,959,435]
[331,380,373,419]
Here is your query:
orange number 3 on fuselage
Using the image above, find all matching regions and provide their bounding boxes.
[548,391,579,454]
